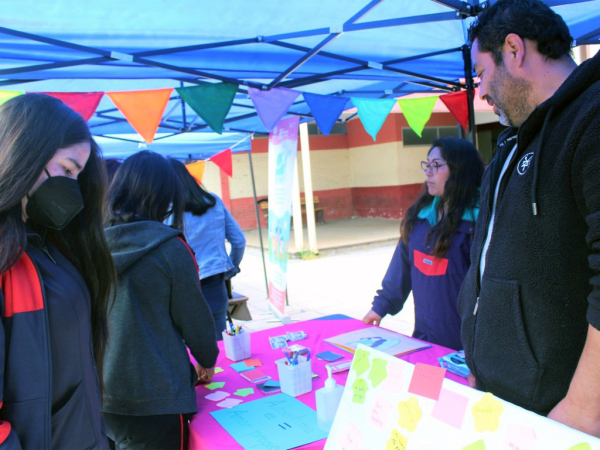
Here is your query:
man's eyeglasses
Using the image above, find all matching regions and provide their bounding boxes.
[421,161,447,174]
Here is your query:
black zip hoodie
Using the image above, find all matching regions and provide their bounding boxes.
[458,51,600,415]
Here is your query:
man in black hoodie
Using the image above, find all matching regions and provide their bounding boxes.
[458,0,600,437]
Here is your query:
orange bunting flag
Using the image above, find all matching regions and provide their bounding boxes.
[43,92,104,122]
[186,160,206,185]
[107,88,173,143]
[210,149,233,177]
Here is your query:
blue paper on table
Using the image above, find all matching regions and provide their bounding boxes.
[230,361,254,373]
[210,393,328,450]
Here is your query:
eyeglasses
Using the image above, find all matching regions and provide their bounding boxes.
[421,161,447,174]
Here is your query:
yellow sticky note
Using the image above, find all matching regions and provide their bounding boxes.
[397,396,422,433]
[352,378,369,404]
[368,358,388,388]
[472,393,503,432]
[568,444,591,450]
[353,347,371,377]
[386,429,408,450]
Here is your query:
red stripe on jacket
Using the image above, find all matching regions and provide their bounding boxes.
[414,249,449,276]
[0,252,44,317]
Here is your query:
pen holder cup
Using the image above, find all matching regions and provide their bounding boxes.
[276,357,312,397]
[222,330,251,362]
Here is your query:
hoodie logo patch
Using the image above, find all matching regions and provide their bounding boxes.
[517,152,534,175]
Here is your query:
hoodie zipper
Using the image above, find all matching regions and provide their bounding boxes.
[43,246,57,264]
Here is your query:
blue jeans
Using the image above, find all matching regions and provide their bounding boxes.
[201,273,229,341]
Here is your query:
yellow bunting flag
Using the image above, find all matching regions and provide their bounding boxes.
[186,160,206,185]
[0,90,24,106]
[397,96,439,137]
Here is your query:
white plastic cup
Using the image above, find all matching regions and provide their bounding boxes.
[276,356,312,397]
[222,330,251,361]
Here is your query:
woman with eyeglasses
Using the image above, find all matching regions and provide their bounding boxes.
[363,137,484,350]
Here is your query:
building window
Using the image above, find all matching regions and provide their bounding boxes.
[307,122,346,136]
[402,126,460,146]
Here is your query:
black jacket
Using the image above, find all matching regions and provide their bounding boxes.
[458,52,600,415]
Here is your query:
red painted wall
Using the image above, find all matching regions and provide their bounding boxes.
[352,183,424,220]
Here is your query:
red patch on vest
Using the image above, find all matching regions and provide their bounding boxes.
[414,249,448,276]
[0,420,11,443]
[0,253,44,317]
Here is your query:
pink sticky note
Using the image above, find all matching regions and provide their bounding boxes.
[503,423,537,449]
[217,398,243,408]
[408,363,446,400]
[431,388,469,429]
[205,390,230,402]
[244,358,263,367]
[337,422,363,450]
[369,396,393,431]
[382,360,406,394]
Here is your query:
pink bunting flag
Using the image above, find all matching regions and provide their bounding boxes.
[248,87,300,132]
[440,91,469,131]
[211,148,233,177]
[43,92,104,122]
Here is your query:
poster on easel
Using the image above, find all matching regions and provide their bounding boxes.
[325,344,600,450]
[267,115,300,324]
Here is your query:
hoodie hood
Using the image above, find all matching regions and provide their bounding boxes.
[105,220,182,275]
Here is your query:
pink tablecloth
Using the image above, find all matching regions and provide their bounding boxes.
[189,318,468,449]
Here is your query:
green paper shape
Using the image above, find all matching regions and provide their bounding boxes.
[397,96,439,137]
[214,367,224,374]
[352,378,368,404]
[0,90,24,106]
[368,358,388,388]
[176,82,238,134]
[234,388,255,397]
[351,97,396,141]
[462,440,486,450]
[353,347,371,377]
[205,382,226,390]
[568,445,592,450]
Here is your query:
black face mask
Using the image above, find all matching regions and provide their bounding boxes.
[26,169,84,230]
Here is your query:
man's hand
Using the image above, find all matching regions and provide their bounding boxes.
[196,365,215,384]
[467,372,477,389]
[362,309,383,326]
[548,396,600,438]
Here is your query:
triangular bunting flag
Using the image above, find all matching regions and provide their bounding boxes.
[351,98,397,141]
[186,160,206,185]
[107,88,173,143]
[303,92,348,136]
[0,90,24,106]
[43,92,104,122]
[397,96,439,137]
[210,148,233,177]
[176,83,238,134]
[440,91,469,131]
[248,87,300,132]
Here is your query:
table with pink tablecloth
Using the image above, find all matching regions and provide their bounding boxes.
[189,318,468,449]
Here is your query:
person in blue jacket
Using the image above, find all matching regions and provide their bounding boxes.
[169,158,246,340]
[363,137,484,350]
[0,93,116,448]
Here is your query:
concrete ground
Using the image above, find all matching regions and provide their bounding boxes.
[229,217,416,336]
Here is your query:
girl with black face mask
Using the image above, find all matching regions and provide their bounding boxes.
[0,93,116,449]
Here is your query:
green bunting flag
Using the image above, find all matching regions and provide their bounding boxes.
[351,98,397,141]
[397,96,439,137]
[176,82,238,134]
[0,90,24,106]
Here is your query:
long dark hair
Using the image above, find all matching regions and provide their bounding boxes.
[168,158,216,216]
[107,151,184,230]
[0,93,116,392]
[401,137,484,258]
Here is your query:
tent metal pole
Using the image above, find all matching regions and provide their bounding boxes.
[247,149,269,297]
[462,45,477,145]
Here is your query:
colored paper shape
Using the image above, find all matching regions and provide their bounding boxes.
[353,347,371,377]
[263,380,280,388]
[462,440,486,450]
[231,361,254,373]
[472,393,504,432]
[503,423,536,450]
[210,393,328,448]
[205,390,230,402]
[351,98,396,141]
[568,444,592,450]
[186,160,205,185]
[368,358,388,388]
[107,88,173,143]
[352,378,368,404]
[397,396,422,433]
[244,358,263,367]
[0,90,24,105]
[382,360,406,394]
[248,86,301,132]
[210,148,232,177]
[386,429,408,450]
[440,91,469,131]
[408,363,446,401]
[369,396,393,431]
[176,82,237,134]
[43,92,103,122]
[431,388,469,429]
[214,367,224,374]
[337,422,363,450]
[303,92,348,136]
[397,96,438,137]
[205,381,226,390]
[217,398,243,408]
[240,368,270,383]
[234,388,255,398]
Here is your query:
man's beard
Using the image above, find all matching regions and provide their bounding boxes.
[490,63,533,127]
